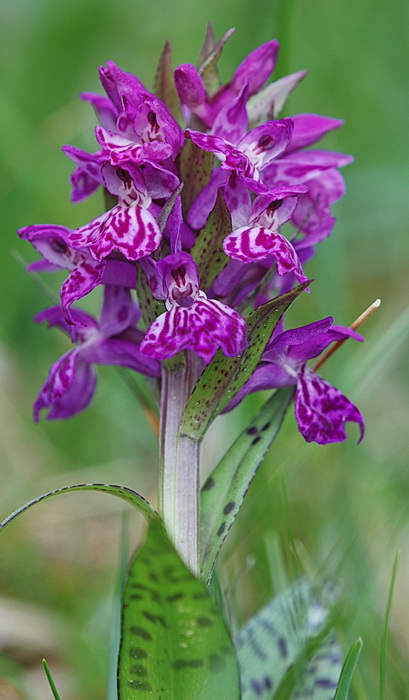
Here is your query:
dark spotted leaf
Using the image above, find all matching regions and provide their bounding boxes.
[153,40,183,125]
[179,139,214,214]
[180,282,309,442]
[0,483,155,531]
[118,517,240,699]
[289,632,344,700]
[234,579,332,700]
[190,188,231,290]
[333,638,363,700]
[200,387,294,584]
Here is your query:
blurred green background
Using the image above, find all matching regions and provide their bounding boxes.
[1,0,408,698]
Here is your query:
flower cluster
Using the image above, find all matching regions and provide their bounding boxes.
[19,28,364,443]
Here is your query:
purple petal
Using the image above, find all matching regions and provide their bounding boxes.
[99,61,146,112]
[222,172,252,228]
[223,361,296,412]
[35,305,98,343]
[232,39,280,95]
[34,350,97,421]
[184,129,241,163]
[98,285,139,337]
[251,191,301,229]
[212,83,249,144]
[295,365,364,444]
[289,324,364,362]
[157,252,200,303]
[102,259,137,288]
[223,225,307,282]
[62,145,104,202]
[238,118,293,169]
[101,162,148,199]
[286,114,344,153]
[291,168,346,237]
[95,126,173,165]
[142,162,180,199]
[266,317,334,357]
[80,92,118,130]
[140,297,247,363]
[87,336,160,377]
[61,259,105,323]
[175,63,207,108]
[67,203,162,262]
[263,150,354,186]
[187,168,230,230]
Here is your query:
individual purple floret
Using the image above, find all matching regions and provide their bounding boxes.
[140,252,248,364]
[225,318,365,444]
[34,287,160,420]
[18,223,106,323]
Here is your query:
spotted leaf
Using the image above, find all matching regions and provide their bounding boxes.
[200,387,294,584]
[118,517,240,699]
[234,579,333,700]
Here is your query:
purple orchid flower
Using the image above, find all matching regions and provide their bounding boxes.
[93,62,183,165]
[64,174,162,262]
[62,143,180,205]
[139,252,248,364]
[225,317,365,444]
[222,187,309,285]
[18,224,106,323]
[34,286,160,421]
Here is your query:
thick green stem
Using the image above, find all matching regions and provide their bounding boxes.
[158,354,201,575]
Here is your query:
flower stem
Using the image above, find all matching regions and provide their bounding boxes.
[158,353,201,575]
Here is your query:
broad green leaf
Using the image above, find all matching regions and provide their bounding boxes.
[190,188,231,290]
[289,632,344,700]
[42,660,61,700]
[200,387,294,584]
[153,40,183,126]
[180,282,309,442]
[179,139,214,214]
[333,638,363,700]
[234,579,331,700]
[118,517,240,699]
[0,483,155,530]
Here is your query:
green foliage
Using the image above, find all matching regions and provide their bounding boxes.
[333,638,363,700]
[153,40,183,125]
[0,483,156,531]
[288,632,344,700]
[190,188,232,290]
[118,518,240,699]
[200,387,294,584]
[233,578,334,699]
[43,659,62,700]
[179,140,214,214]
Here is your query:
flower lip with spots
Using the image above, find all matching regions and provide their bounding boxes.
[140,252,248,364]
